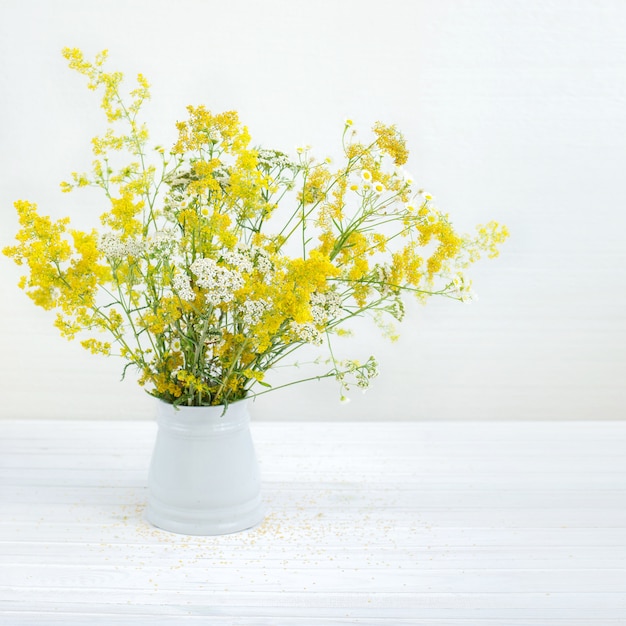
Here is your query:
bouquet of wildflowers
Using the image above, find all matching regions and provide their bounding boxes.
[4,49,508,407]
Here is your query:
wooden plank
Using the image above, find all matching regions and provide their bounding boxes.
[3,542,626,569]
[1,607,625,625]
[3,564,626,594]
[4,484,626,509]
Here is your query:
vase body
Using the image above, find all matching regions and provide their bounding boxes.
[146,399,264,535]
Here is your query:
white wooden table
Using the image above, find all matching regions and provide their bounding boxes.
[1,420,625,625]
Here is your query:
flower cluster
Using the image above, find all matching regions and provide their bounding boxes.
[3,48,508,407]
[334,357,380,402]
[99,233,143,259]
[190,258,244,305]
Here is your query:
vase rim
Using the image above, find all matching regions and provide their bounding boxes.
[154,396,250,436]
[154,396,248,410]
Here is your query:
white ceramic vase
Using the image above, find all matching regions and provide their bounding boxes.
[146,398,264,535]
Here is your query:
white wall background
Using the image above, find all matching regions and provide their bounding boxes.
[1,0,624,420]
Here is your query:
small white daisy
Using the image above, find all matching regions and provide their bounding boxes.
[373,181,385,195]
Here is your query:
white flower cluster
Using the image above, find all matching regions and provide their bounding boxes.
[347,169,386,195]
[373,264,394,297]
[290,321,324,346]
[222,246,254,273]
[310,291,341,326]
[336,356,379,391]
[222,244,275,280]
[257,149,296,171]
[163,188,196,220]
[172,272,195,302]
[394,167,414,187]
[355,356,379,388]
[147,230,177,257]
[451,274,477,302]
[253,247,274,278]
[389,297,405,321]
[98,233,144,260]
[239,299,270,327]
[190,257,244,306]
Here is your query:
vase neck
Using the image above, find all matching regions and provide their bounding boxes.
[155,399,250,437]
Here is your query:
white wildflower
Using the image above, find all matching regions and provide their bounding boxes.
[451,274,477,302]
[373,264,393,297]
[240,299,270,326]
[257,149,294,170]
[223,246,254,273]
[461,290,478,303]
[124,239,144,257]
[98,233,143,259]
[172,272,195,302]
[290,322,323,346]
[147,230,176,256]
[252,247,274,278]
[98,233,127,259]
[191,257,244,305]
[310,304,326,326]
[334,356,379,400]
[390,298,405,321]
[310,291,341,325]
[344,357,379,389]
[309,292,327,326]
[325,291,341,317]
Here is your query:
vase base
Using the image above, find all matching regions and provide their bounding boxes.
[146,495,265,536]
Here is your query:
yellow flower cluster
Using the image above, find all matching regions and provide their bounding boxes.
[173,106,249,155]
[3,49,508,407]
[372,122,409,166]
